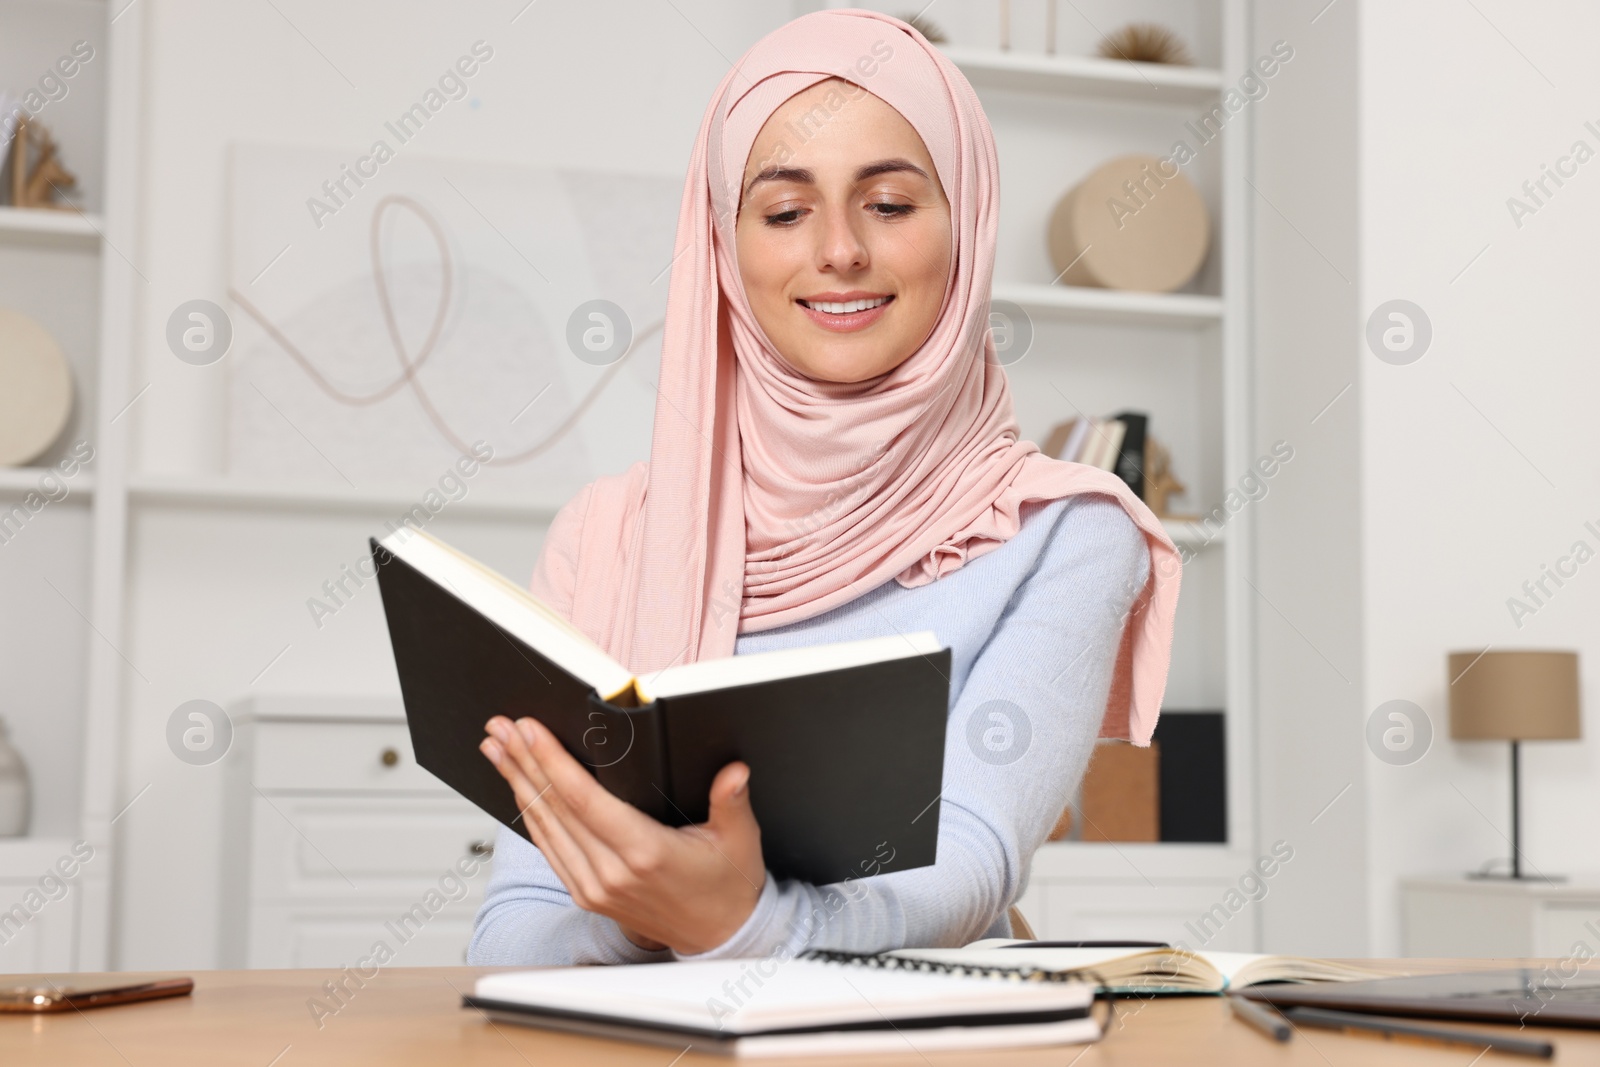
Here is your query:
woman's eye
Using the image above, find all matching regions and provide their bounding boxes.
[870,202,915,218]
[764,208,803,226]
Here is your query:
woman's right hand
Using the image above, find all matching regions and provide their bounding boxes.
[478,714,766,955]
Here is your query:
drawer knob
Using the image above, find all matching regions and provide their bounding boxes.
[469,840,494,858]
[379,747,400,767]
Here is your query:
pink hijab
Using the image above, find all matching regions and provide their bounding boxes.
[530,9,1180,745]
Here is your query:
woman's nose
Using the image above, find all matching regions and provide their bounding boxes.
[813,203,870,273]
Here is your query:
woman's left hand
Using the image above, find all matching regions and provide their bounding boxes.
[480,714,766,956]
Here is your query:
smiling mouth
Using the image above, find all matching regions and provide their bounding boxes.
[796,295,894,313]
[794,294,895,334]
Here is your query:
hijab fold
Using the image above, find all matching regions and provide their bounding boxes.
[529,9,1180,745]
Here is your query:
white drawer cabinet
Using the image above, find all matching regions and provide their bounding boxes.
[220,698,502,968]
[246,796,496,900]
[247,905,480,969]
[1012,843,1266,951]
[0,838,84,974]
[1402,877,1600,957]
[1015,879,1256,952]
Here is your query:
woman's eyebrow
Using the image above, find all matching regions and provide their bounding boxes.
[743,158,930,197]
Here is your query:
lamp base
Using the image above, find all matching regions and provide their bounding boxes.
[1464,870,1567,883]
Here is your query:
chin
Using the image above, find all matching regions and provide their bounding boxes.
[792,348,898,384]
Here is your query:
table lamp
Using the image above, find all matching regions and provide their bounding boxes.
[1447,650,1581,880]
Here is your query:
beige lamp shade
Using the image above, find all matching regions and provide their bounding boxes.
[1047,154,1211,293]
[1447,650,1581,741]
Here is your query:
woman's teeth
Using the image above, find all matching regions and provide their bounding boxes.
[800,296,891,314]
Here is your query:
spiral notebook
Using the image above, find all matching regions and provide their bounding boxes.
[464,953,1100,1057]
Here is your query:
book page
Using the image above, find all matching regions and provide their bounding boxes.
[640,631,943,701]
[1212,953,1389,989]
[892,946,1223,992]
[380,528,634,700]
[932,943,1387,991]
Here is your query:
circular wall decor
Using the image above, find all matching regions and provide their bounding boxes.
[1048,154,1211,293]
[0,309,74,466]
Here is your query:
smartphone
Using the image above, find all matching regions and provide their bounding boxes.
[0,975,193,1013]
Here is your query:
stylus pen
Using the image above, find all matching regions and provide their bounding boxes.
[1228,995,1291,1042]
[1282,1007,1554,1059]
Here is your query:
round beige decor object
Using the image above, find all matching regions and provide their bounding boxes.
[1048,154,1211,292]
[0,309,74,467]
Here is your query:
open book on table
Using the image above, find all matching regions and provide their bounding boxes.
[370,526,953,885]
[890,939,1389,994]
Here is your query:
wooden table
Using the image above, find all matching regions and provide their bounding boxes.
[3,960,1597,1065]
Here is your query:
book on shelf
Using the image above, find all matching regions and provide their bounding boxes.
[464,954,1101,1056]
[369,527,952,885]
[1111,410,1148,497]
[1081,418,1126,472]
[1042,412,1185,516]
[1044,416,1093,463]
[890,940,1387,995]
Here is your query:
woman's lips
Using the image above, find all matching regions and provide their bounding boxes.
[796,295,894,333]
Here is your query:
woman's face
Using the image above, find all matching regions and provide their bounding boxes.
[736,79,952,384]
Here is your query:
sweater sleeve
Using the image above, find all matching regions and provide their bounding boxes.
[467,823,674,965]
[672,494,1152,960]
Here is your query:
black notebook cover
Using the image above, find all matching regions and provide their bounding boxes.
[370,537,950,885]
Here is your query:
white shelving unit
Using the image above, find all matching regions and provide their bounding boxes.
[0,0,134,972]
[890,3,1256,947]
[938,44,1224,102]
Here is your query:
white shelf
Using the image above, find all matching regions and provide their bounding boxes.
[0,206,104,246]
[126,477,1223,550]
[0,467,96,498]
[993,282,1223,328]
[1163,519,1220,550]
[0,836,80,872]
[938,46,1223,104]
[128,475,564,520]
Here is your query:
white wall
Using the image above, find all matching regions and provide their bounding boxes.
[1360,0,1600,953]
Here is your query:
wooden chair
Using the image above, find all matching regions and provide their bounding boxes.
[1007,905,1036,941]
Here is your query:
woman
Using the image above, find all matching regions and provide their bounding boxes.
[468,9,1180,965]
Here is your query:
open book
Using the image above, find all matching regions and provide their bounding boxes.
[370,527,953,885]
[465,956,1099,1057]
[890,939,1388,994]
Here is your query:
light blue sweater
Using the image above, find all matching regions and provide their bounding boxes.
[467,493,1150,965]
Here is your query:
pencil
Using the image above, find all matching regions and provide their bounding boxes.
[1282,1006,1554,1059]
[1228,995,1291,1042]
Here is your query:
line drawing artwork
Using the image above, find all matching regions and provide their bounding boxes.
[224,145,678,494]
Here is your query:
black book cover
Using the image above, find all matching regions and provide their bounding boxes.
[1154,710,1226,843]
[1111,411,1148,498]
[370,537,949,885]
